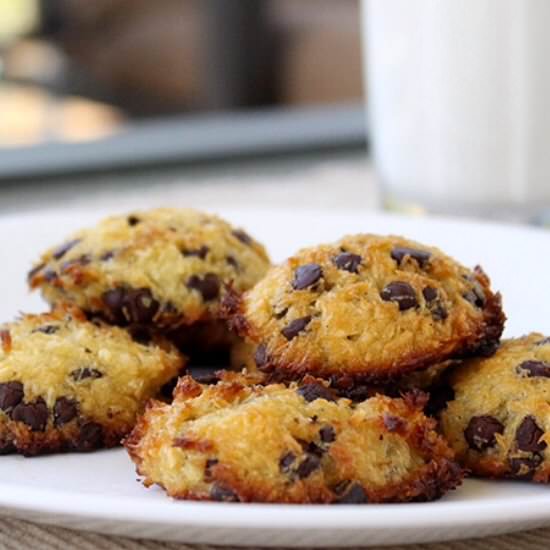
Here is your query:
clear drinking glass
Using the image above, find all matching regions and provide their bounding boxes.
[362,0,550,223]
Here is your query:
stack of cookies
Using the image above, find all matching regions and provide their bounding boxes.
[2,207,548,505]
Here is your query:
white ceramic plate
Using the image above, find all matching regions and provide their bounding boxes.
[0,207,549,547]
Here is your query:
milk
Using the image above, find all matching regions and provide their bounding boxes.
[363,0,550,218]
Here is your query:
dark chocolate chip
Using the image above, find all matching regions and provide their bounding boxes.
[297,383,336,403]
[335,482,369,504]
[12,398,48,431]
[380,281,418,311]
[333,252,362,273]
[515,416,547,453]
[391,247,431,268]
[204,458,219,479]
[319,425,336,443]
[52,239,81,260]
[122,288,160,324]
[254,344,269,369]
[431,304,448,321]
[281,316,311,341]
[463,282,486,308]
[70,368,103,382]
[422,287,438,302]
[517,360,550,379]
[75,422,103,451]
[0,382,24,412]
[102,288,126,322]
[127,215,141,226]
[210,484,239,502]
[182,245,209,259]
[383,414,406,432]
[226,255,239,269]
[100,250,115,261]
[297,454,321,479]
[27,263,45,281]
[292,264,323,290]
[279,452,296,472]
[54,397,78,426]
[274,307,288,320]
[232,230,252,245]
[42,269,58,282]
[32,325,59,335]
[187,274,220,301]
[509,454,543,479]
[464,415,504,451]
[300,440,325,457]
[193,372,220,385]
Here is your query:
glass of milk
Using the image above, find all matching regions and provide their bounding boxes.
[362,0,550,221]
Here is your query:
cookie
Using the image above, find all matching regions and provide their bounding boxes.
[125,372,463,503]
[223,234,504,386]
[28,208,270,331]
[0,306,184,456]
[440,334,550,483]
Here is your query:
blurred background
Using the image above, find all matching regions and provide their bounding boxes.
[0,0,366,181]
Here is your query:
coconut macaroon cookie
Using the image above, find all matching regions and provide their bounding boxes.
[125,372,463,503]
[223,234,505,386]
[28,208,270,331]
[0,306,184,456]
[441,334,550,483]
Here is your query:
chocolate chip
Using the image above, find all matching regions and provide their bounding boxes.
[232,229,252,245]
[0,382,24,412]
[210,484,239,502]
[42,269,58,282]
[0,330,11,353]
[27,263,45,281]
[301,440,325,457]
[100,250,115,261]
[54,397,78,426]
[536,337,550,347]
[52,239,81,260]
[463,282,486,308]
[517,360,550,379]
[431,304,448,321]
[292,264,323,290]
[335,483,369,504]
[127,215,141,226]
[391,247,431,268]
[297,454,321,479]
[122,288,160,324]
[182,245,209,259]
[61,254,91,272]
[509,454,543,479]
[12,398,48,431]
[383,414,406,432]
[102,288,126,322]
[70,368,103,382]
[380,281,418,311]
[422,287,438,302]
[274,307,288,320]
[297,383,336,403]
[226,255,239,269]
[193,372,220,385]
[464,415,504,451]
[187,274,220,301]
[204,458,219,479]
[32,325,59,335]
[279,452,296,472]
[333,253,362,273]
[515,416,547,453]
[319,426,336,443]
[281,316,311,341]
[254,344,269,368]
[75,422,103,451]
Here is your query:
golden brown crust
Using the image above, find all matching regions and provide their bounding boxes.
[28,208,270,331]
[0,305,184,456]
[222,235,505,386]
[441,334,550,483]
[125,374,463,503]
